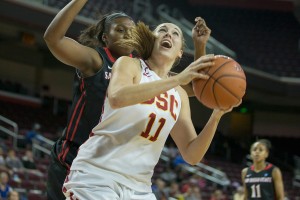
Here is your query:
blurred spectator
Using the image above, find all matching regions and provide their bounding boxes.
[0,140,8,153]
[183,184,202,200]
[7,190,19,200]
[0,147,8,172]
[233,186,244,200]
[21,150,36,170]
[163,142,178,160]
[181,183,191,199]
[160,166,177,183]
[210,189,228,200]
[5,149,23,173]
[189,174,207,189]
[0,171,13,200]
[5,149,23,183]
[21,150,43,177]
[165,181,182,199]
[190,185,202,200]
[25,123,42,148]
[152,178,168,200]
[175,166,190,183]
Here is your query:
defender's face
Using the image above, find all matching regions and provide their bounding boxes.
[250,142,269,162]
[104,17,135,57]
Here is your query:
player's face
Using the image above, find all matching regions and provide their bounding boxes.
[152,23,183,61]
[9,191,19,200]
[104,17,135,58]
[250,142,269,162]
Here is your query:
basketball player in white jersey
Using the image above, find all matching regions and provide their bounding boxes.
[63,22,240,200]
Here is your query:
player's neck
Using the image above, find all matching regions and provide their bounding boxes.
[253,161,267,172]
[145,59,170,78]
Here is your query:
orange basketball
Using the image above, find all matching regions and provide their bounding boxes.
[192,55,246,109]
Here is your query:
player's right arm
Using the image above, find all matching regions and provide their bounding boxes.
[241,168,248,200]
[44,0,102,76]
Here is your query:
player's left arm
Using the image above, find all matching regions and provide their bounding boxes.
[176,17,211,97]
[272,167,285,200]
[170,87,228,165]
[169,71,194,97]
[193,17,211,60]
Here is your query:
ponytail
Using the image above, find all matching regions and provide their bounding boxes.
[115,21,156,60]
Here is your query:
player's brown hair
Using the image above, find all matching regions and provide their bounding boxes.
[115,21,155,60]
[116,21,185,64]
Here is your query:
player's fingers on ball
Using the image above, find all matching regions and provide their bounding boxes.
[199,54,213,61]
[203,54,215,61]
[195,54,214,64]
[205,54,214,58]
[197,73,209,80]
[196,62,213,71]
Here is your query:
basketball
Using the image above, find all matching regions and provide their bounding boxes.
[192,55,246,110]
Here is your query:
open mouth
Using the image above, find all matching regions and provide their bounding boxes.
[161,40,172,49]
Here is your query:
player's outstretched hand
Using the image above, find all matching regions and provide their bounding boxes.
[192,17,211,44]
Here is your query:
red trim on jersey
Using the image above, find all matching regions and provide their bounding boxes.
[61,101,86,169]
[104,47,116,62]
[265,163,273,170]
[250,163,273,171]
[58,84,86,165]
[65,92,84,138]
[104,47,133,63]
[70,101,86,141]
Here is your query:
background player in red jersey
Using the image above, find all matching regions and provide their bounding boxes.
[241,139,285,200]
[44,0,211,199]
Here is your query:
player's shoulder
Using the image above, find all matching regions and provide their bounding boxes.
[271,165,283,180]
[266,162,277,170]
[116,56,138,63]
[241,167,249,174]
[176,86,189,101]
[113,56,140,70]
[272,165,282,173]
[241,167,249,180]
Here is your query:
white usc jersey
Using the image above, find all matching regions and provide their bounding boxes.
[70,59,182,192]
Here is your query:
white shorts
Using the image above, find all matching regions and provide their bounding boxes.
[63,170,157,200]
